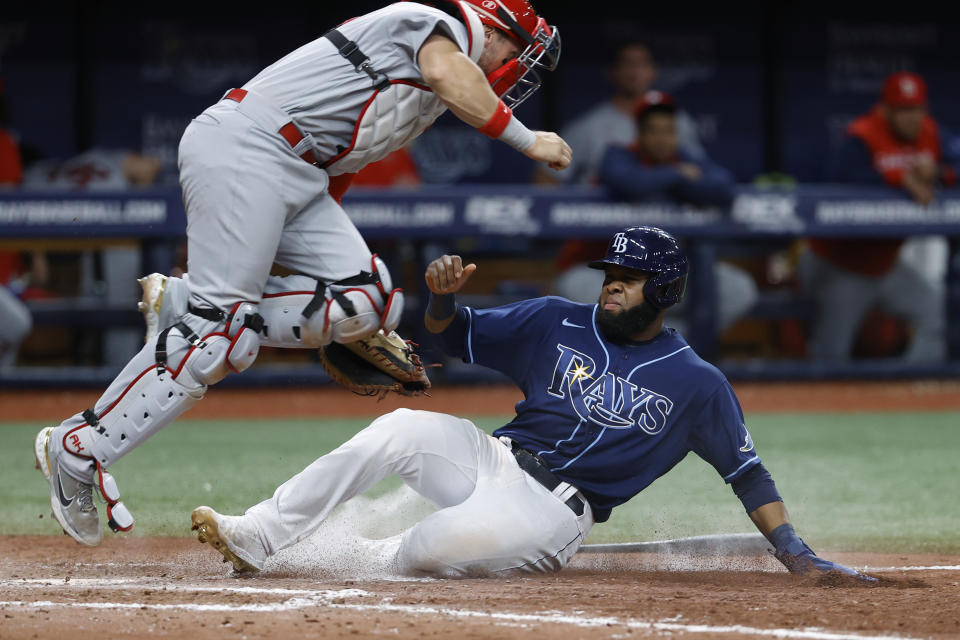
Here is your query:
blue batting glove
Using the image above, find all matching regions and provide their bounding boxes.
[770,524,877,582]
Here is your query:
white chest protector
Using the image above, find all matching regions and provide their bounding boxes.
[323,1,484,177]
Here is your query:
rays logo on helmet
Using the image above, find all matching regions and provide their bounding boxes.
[612,233,628,253]
[587,226,689,309]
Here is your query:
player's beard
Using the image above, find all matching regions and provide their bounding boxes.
[595,300,660,344]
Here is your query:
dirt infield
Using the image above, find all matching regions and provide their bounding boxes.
[4,383,959,638]
[3,379,960,422]
[1,536,958,639]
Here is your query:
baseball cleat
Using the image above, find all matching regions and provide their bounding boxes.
[34,427,102,547]
[191,506,265,573]
[137,273,167,342]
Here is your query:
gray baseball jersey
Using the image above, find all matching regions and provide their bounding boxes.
[245,3,481,173]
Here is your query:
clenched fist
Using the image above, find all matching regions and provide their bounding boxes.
[524,131,572,171]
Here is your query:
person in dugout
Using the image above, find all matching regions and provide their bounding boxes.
[557,91,756,337]
[798,71,959,362]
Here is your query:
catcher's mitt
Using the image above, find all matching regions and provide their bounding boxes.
[318,329,432,398]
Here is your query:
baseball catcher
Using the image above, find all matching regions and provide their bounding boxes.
[35,0,566,547]
[189,227,876,582]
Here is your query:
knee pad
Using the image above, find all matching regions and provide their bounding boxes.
[224,302,263,373]
[172,302,263,386]
[299,255,405,345]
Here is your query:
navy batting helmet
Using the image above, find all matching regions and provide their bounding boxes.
[587,226,688,309]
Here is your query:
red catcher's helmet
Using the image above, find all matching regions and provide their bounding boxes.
[459,0,561,108]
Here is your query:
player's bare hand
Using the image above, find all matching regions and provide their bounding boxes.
[903,170,935,206]
[524,131,572,171]
[676,163,703,182]
[910,157,938,184]
[425,255,477,294]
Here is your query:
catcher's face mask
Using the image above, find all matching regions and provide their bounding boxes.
[457,0,560,109]
[486,17,560,109]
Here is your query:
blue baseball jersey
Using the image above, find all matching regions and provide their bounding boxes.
[436,296,759,523]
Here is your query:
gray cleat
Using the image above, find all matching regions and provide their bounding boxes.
[34,427,102,547]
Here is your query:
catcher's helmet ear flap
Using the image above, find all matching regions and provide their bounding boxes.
[455,0,560,108]
[588,226,689,309]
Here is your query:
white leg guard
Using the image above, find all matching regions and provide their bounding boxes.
[51,302,265,535]
[77,366,205,467]
[54,336,209,536]
[63,302,264,471]
[146,276,319,349]
[139,255,404,350]
[259,288,321,348]
[299,254,405,345]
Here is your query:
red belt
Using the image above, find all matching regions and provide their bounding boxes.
[224,88,318,166]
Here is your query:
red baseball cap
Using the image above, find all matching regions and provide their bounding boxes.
[634,90,676,119]
[882,71,927,107]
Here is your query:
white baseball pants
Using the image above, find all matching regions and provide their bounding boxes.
[797,248,946,361]
[245,409,594,576]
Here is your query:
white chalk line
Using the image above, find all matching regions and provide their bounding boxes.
[863,565,960,572]
[0,598,336,614]
[0,577,927,640]
[3,577,368,597]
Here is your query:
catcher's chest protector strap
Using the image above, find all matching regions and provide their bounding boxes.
[187,303,226,322]
[324,28,391,92]
[156,321,201,375]
[302,272,380,320]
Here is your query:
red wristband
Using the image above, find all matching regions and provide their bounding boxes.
[478,100,512,138]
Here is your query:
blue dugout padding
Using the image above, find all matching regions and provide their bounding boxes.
[1,184,959,386]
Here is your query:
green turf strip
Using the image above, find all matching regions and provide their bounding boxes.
[3,412,957,553]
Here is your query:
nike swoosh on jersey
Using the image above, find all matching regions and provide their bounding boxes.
[561,318,586,329]
[56,471,74,508]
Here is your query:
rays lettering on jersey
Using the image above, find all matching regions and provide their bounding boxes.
[546,344,674,434]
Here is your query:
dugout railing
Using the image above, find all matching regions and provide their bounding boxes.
[1,184,959,387]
